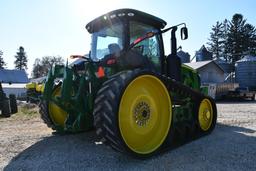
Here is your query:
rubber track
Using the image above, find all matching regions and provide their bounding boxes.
[93,70,141,155]
[93,70,217,157]
[162,75,217,139]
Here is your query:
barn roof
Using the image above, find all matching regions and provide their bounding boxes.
[0,69,29,83]
[184,60,224,72]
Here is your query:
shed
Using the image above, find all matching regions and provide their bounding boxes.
[0,69,29,98]
[214,58,234,82]
[184,60,224,83]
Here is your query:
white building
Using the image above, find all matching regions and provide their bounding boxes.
[184,60,225,83]
[0,69,29,99]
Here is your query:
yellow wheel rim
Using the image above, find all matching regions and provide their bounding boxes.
[119,75,171,154]
[198,99,213,131]
[48,86,68,127]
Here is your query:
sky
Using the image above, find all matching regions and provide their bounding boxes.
[0,0,255,77]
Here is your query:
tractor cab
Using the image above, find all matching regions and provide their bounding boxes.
[86,8,188,80]
[86,9,167,73]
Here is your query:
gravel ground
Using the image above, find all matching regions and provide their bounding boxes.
[0,101,256,171]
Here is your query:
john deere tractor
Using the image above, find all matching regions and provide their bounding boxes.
[40,9,217,157]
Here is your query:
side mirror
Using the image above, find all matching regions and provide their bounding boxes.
[181,27,188,40]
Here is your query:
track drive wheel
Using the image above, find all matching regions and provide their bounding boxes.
[197,97,217,134]
[39,84,68,130]
[93,70,172,157]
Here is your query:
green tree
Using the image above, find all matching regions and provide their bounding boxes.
[207,21,225,60]
[243,23,256,55]
[31,56,64,78]
[226,14,248,64]
[14,46,28,70]
[222,19,229,61]
[0,50,7,69]
[208,14,256,65]
[31,58,44,78]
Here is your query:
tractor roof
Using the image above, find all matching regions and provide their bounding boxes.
[86,9,167,33]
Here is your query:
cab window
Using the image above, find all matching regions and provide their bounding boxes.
[129,21,161,71]
[91,23,123,61]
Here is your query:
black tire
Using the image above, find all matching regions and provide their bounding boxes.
[38,84,63,130]
[2,99,11,117]
[9,94,18,114]
[196,97,217,135]
[26,96,29,103]
[39,100,55,128]
[93,70,172,157]
[39,83,65,132]
[251,94,255,101]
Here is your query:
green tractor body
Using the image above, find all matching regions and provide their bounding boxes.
[40,9,217,157]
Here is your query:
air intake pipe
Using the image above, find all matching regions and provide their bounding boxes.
[166,26,181,82]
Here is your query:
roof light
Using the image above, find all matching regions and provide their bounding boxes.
[110,14,116,19]
[127,13,134,17]
[118,13,125,17]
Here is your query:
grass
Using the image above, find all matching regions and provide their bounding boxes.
[11,102,40,119]
[19,105,39,116]
[0,103,39,121]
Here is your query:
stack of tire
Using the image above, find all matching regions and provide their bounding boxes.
[0,94,18,117]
